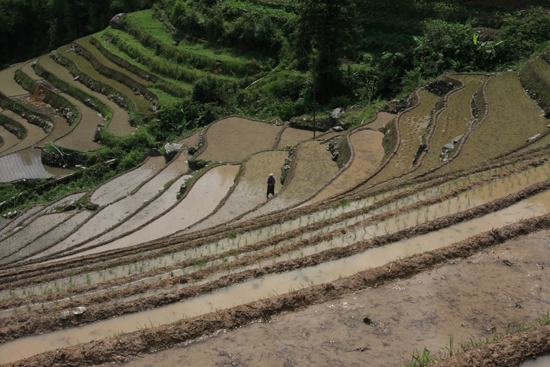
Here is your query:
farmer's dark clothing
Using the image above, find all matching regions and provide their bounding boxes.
[267,176,276,198]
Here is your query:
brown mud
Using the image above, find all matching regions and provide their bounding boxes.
[4,212,550,366]
[118,230,550,367]
[1,177,549,345]
[1,153,545,288]
[197,117,281,162]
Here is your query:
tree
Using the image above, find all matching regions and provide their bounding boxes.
[296,0,356,102]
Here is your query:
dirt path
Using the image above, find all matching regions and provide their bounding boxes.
[113,229,550,367]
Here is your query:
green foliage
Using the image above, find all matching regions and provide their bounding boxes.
[192,75,223,104]
[296,0,356,101]
[120,150,144,171]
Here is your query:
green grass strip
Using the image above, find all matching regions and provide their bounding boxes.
[32,61,112,127]
[52,49,140,118]
[122,10,264,78]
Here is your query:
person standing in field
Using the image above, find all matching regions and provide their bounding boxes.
[267,173,276,200]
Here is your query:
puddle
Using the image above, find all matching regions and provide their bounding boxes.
[2,188,550,364]
[523,356,550,367]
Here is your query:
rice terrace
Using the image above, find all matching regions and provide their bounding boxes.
[1,0,550,366]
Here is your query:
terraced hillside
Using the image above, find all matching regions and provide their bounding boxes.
[2,8,550,367]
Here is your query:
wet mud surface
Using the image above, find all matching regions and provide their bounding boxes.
[0,63,28,97]
[119,230,550,367]
[38,54,134,137]
[197,117,281,162]
[3,212,550,366]
[240,140,338,220]
[54,93,103,152]
[308,128,385,204]
[277,127,314,148]
[0,150,68,183]
[441,72,548,174]
[365,111,396,130]
[186,151,287,233]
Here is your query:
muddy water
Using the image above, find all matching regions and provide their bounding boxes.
[0,149,68,182]
[0,109,47,156]
[30,155,189,260]
[197,117,281,162]
[0,212,73,259]
[418,75,487,174]
[0,125,20,154]
[183,151,288,233]
[68,173,192,257]
[366,111,396,130]
[240,140,338,220]
[72,165,239,254]
[38,54,134,137]
[2,188,550,364]
[9,161,547,300]
[0,62,28,96]
[523,356,550,367]
[307,129,385,204]
[370,90,441,185]
[55,93,103,152]
[58,44,154,114]
[89,156,166,207]
[277,127,314,148]
[3,210,92,266]
[123,231,550,367]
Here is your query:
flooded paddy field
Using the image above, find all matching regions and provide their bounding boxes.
[2,44,550,367]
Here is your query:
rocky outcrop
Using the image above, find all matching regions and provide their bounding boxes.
[41,149,86,168]
[109,13,125,29]
[425,79,456,97]
[164,142,182,163]
[289,116,332,132]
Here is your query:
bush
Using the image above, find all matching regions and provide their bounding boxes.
[192,76,222,104]
[120,149,143,171]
